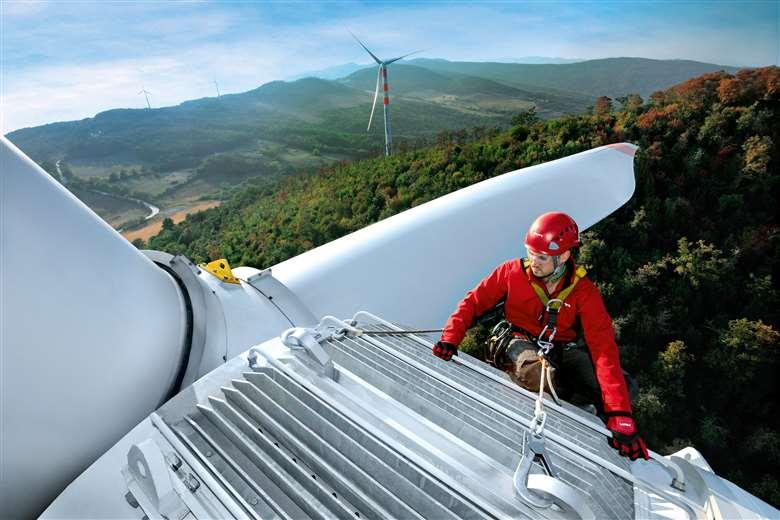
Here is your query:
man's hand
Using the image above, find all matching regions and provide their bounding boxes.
[432,341,457,361]
[606,413,649,461]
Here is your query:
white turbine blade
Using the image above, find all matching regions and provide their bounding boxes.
[385,49,424,65]
[348,29,382,65]
[1,136,187,518]
[272,143,638,329]
[367,66,381,131]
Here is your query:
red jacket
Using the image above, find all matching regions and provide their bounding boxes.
[441,258,632,413]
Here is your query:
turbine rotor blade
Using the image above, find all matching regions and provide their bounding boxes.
[348,29,382,65]
[367,66,381,132]
[384,49,424,65]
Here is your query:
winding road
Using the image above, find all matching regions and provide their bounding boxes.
[56,160,159,220]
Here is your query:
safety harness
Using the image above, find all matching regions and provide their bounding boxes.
[525,258,587,355]
[486,260,587,384]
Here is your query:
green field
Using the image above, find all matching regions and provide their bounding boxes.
[72,188,148,227]
[69,162,145,179]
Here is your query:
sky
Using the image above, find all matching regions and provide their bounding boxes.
[2,1,778,133]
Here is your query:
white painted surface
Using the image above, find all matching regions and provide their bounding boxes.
[192,267,299,378]
[39,418,157,519]
[0,136,188,519]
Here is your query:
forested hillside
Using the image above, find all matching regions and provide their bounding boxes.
[149,67,779,505]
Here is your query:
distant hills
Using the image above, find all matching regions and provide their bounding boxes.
[408,57,741,99]
[289,62,367,80]
[6,56,742,231]
[8,57,739,172]
[291,56,584,80]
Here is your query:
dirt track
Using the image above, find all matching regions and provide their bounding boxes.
[122,200,221,243]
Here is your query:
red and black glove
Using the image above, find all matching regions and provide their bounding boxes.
[606,413,649,461]
[432,341,457,361]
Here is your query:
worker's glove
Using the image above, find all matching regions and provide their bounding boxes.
[432,341,457,361]
[606,413,649,461]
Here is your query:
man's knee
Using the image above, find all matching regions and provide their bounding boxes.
[558,345,602,407]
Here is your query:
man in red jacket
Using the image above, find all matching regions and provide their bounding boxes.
[433,211,649,460]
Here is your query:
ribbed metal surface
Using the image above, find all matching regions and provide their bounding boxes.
[172,369,515,518]
[162,314,637,519]
[327,318,636,519]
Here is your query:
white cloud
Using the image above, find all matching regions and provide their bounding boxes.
[2,36,326,132]
[3,0,48,18]
[2,1,776,132]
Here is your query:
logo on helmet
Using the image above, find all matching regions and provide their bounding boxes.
[549,241,559,250]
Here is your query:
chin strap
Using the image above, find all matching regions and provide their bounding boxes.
[543,261,568,284]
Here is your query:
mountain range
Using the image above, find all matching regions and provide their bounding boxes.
[8,57,739,170]
[5,57,741,233]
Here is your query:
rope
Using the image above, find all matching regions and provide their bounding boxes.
[545,361,561,405]
[531,353,563,432]
[530,357,549,436]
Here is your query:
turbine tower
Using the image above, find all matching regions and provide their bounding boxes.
[214,79,221,98]
[138,87,152,109]
[349,30,419,156]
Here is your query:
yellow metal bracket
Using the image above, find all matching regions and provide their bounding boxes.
[200,258,240,285]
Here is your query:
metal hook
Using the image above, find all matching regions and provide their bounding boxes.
[513,431,559,508]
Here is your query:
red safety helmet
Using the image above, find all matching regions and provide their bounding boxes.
[524,212,580,255]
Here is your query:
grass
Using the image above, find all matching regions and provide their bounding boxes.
[116,169,195,198]
[70,162,145,179]
[72,188,148,227]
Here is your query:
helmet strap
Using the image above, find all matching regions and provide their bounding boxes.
[543,258,568,283]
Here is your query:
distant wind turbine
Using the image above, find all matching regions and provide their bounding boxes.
[349,30,421,156]
[138,87,152,109]
[214,79,221,98]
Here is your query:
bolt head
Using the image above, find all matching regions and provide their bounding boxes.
[124,491,139,508]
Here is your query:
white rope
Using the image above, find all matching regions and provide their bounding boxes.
[545,363,561,405]
[530,357,549,436]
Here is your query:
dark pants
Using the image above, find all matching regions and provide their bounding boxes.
[555,344,603,409]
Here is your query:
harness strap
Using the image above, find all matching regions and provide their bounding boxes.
[520,259,587,357]
[527,264,587,310]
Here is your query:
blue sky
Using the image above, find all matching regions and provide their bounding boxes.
[2,1,778,132]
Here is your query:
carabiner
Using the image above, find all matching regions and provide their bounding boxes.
[536,325,556,355]
[513,430,559,508]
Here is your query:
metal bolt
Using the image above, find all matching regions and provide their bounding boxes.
[124,491,139,508]
[167,453,182,471]
[205,450,213,457]
[185,473,200,492]
[249,497,259,505]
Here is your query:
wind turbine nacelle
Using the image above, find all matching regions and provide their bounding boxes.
[0,137,311,518]
[2,137,637,517]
